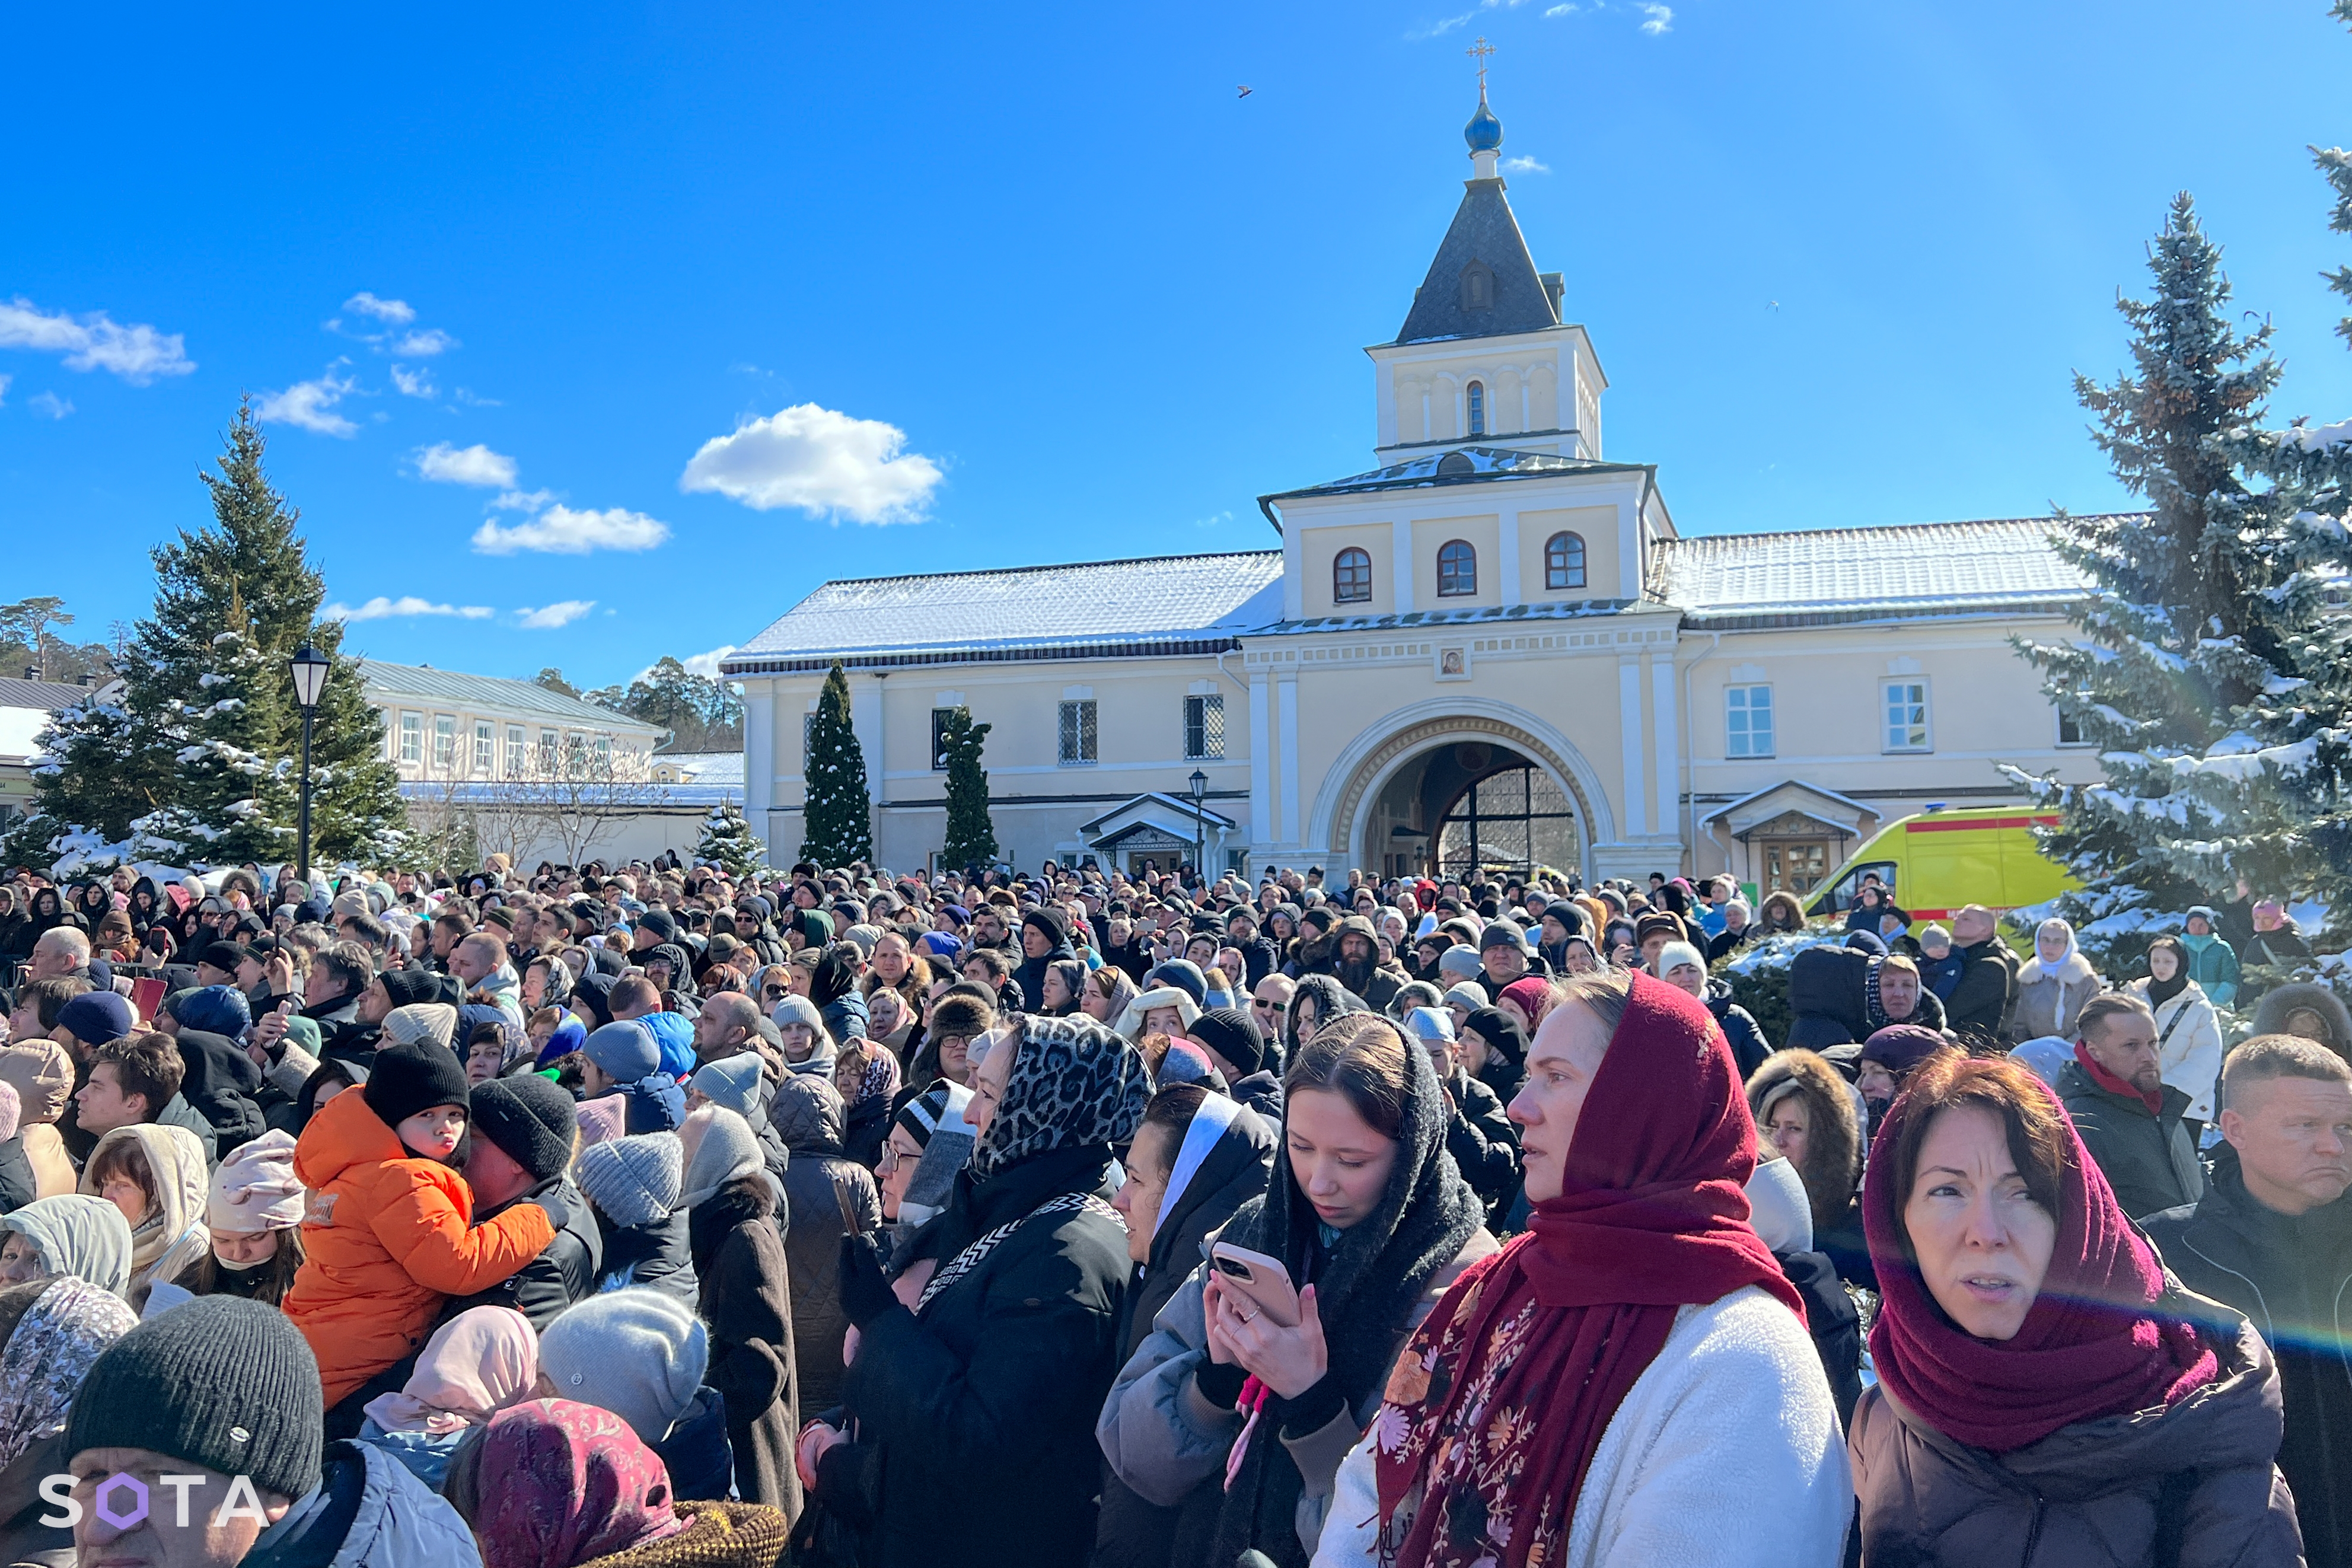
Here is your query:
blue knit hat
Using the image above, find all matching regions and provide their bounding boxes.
[585,1020,659,1081]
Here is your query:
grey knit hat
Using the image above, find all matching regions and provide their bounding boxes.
[538,1289,709,1445]
[584,1020,659,1082]
[575,1132,683,1229]
[63,1295,323,1500]
[689,1054,765,1122]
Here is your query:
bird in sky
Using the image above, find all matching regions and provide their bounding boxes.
[1237,85,1253,98]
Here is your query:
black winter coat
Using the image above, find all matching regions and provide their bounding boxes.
[2149,1145,2352,1568]
[842,1093,890,1172]
[1225,1070,1285,1127]
[1850,1302,2303,1567]
[1442,1069,1520,1220]
[2056,1059,2204,1221]
[1703,979,1773,1079]
[689,1174,801,1516]
[772,1079,884,1414]
[823,1144,1130,1568]
[654,1387,737,1504]
[1944,939,2016,1044]
[594,1205,699,1304]
[173,1030,269,1161]
[1776,1245,1860,1430]
[446,1177,601,1329]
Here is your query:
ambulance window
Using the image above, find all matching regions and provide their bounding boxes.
[1816,862,1897,915]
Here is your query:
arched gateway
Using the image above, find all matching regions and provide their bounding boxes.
[1311,700,1618,881]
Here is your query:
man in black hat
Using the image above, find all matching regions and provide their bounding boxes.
[1185,1007,1285,1121]
[63,1295,474,1568]
[446,1074,599,1328]
[1015,906,1076,1014]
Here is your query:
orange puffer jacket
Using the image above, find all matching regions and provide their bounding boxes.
[286,1086,556,1407]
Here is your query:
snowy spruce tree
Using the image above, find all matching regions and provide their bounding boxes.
[15,401,406,872]
[800,662,871,865]
[938,706,997,872]
[2007,193,2352,960]
[696,799,766,877]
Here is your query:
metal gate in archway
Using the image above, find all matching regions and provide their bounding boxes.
[1435,758,1578,874]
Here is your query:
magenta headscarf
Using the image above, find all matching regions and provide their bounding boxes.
[1863,1063,2216,1452]
[470,1399,686,1568]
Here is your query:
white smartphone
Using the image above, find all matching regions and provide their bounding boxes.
[1209,1241,1301,1329]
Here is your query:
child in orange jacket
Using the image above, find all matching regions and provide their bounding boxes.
[287,1036,555,1411]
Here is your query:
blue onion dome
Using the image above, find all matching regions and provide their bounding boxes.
[1464,91,1503,154]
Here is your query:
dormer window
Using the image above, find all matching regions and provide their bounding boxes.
[1334,547,1372,604]
[1466,381,1486,437]
[1459,260,1493,312]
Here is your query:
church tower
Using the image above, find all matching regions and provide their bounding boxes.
[1366,83,1607,464]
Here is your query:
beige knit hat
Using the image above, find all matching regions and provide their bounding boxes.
[383,1003,458,1050]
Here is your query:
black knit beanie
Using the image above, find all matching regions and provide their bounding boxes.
[65,1295,324,1500]
[376,967,442,1011]
[1022,906,1069,949]
[1187,1008,1266,1079]
[362,1040,473,1133]
[572,969,619,1027]
[469,1074,578,1183]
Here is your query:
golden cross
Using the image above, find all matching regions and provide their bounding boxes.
[1467,36,1494,93]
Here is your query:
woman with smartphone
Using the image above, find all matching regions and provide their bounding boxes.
[1097,1014,1494,1568]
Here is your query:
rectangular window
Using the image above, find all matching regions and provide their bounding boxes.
[473,720,493,775]
[931,707,958,771]
[506,725,526,776]
[2057,708,2087,746]
[1058,700,1097,765]
[594,735,612,772]
[540,728,560,772]
[1883,680,1931,753]
[1725,685,1774,758]
[565,734,587,777]
[1184,694,1225,760]
[399,712,421,764]
[430,714,455,770]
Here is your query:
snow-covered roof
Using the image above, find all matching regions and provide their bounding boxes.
[653,751,745,785]
[723,552,1285,674]
[1651,517,2104,627]
[356,660,663,734]
[1264,448,1648,505]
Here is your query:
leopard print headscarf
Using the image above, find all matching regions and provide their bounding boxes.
[969,1015,1149,1180]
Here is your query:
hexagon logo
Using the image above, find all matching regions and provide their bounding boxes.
[94,1473,149,1531]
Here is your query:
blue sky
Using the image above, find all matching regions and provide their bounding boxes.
[5,1,2348,689]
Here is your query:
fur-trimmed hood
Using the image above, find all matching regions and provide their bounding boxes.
[1744,1047,1861,1241]
[2250,981,2352,1058]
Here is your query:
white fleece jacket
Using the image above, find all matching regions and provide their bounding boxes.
[1311,1285,1853,1568]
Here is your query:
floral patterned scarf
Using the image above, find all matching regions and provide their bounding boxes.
[0,1277,138,1471]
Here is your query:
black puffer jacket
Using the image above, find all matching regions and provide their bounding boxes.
[1441,1066,1520,1221]
[1703,978,1773,1079]
[594,1206,698,1304]
[2057,1059,2204,1222]
[770,1073,882,1414]
[2149,1145,2352,1568]
[444,1176,601,1329]
[820,1144,1131,1568]
[172,1030,269,1160]
[1850,1302,2303,1567]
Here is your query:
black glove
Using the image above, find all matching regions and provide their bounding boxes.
[838,1231,897,1328]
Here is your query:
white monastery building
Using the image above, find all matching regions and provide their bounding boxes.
[724,88,2106,898]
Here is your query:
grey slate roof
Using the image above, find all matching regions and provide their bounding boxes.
[1266,447,1649,505]
[356,659,662,732]
[0,678,98,712]
[1394,178,1561,345]
[722,552,1285,674]
[1650,518,2104,627]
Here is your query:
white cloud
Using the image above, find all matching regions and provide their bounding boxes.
[680,645,737,679]
[326,596,495,622]
[390,364,437,399]
[0,373,9,405]
[490,487,556,512]
[343,292,415,325]
[28,391,72,420]
[679,402,942,524]
[0,296,195,384]
[1500,155,1550,174]
[415,441,519,488]
[1639,2,1672,31]
[515,600,597,630]
[256,362,359,436]
[1407,11,1477,37]
[453,388,501,407]
[474,505,670,556]
[1544,2,1577,12]
[391,328,457,357]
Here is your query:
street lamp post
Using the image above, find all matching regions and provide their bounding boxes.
[1188,768,1209,888]
[288,643,331,884]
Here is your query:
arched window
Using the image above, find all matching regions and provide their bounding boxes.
[1333,547,1372,604]
[1459,261,1493,312]
[1466,381,1486,438]
[1544,530,1586,590]
[1437,540,1477,597]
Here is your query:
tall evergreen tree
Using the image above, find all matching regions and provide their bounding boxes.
[800,661,871,865]
[2009,194,2352,945]
[938,706,997,872]
[15,401,407,870]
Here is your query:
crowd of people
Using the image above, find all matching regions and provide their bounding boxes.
[0,850,2343,1568]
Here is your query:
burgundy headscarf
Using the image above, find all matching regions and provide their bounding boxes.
[1863,1067,2216,1453]
[1372,971,1804,1568]
[471,1398,686,1568]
